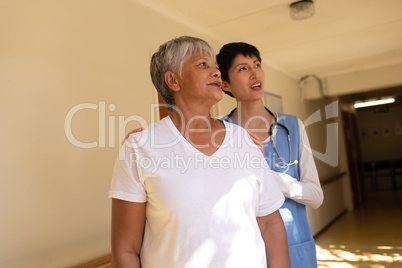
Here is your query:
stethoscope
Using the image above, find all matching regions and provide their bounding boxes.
[226,106,298,169]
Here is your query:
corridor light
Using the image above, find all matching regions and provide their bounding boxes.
[354,97,395,109]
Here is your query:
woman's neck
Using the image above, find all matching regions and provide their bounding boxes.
[169,107,214,132]
[169,105,225,157]
[233,100,273,125]
[232,100,275,143]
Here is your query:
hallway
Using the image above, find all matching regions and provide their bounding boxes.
[78,189,402,268]
[315,189,402,267]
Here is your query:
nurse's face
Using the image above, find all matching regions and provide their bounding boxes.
[222,54,265,102]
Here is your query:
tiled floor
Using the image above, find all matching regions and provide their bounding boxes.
[315,189,402,268]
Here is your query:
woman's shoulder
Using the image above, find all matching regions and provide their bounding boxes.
[125,116,175,147]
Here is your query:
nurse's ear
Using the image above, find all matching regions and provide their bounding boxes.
[221,81,233,95]
[164,71,181,92]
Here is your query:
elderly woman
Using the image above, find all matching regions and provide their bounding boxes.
[109,36,290,268]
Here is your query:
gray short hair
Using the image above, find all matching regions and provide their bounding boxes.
[150,36,216,109]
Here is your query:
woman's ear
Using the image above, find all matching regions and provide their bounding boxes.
[164,71,180,92]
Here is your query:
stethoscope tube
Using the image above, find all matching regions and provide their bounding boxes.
[226,106,298,168]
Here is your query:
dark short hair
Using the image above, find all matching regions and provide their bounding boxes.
[216,42,261,98]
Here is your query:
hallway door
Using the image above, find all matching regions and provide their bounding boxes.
[342,110,366,208]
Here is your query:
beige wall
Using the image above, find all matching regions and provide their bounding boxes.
[326,63,402,96]
[303,98,355,235]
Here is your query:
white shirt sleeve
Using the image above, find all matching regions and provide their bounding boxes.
[257,162,286,217]
[271,118,324,209]
[109,136,147,203]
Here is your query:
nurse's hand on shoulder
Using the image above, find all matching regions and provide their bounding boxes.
[121,127,145,145]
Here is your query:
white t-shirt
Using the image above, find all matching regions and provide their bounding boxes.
[109,116,285,268]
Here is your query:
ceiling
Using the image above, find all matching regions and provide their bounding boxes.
[340,85,402,103]
[137,0,402,82]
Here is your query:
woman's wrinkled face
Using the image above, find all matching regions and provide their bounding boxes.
[223,54,265,102]
[176,50,222,105]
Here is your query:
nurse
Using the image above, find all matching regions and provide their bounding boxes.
[217,42,324,268]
